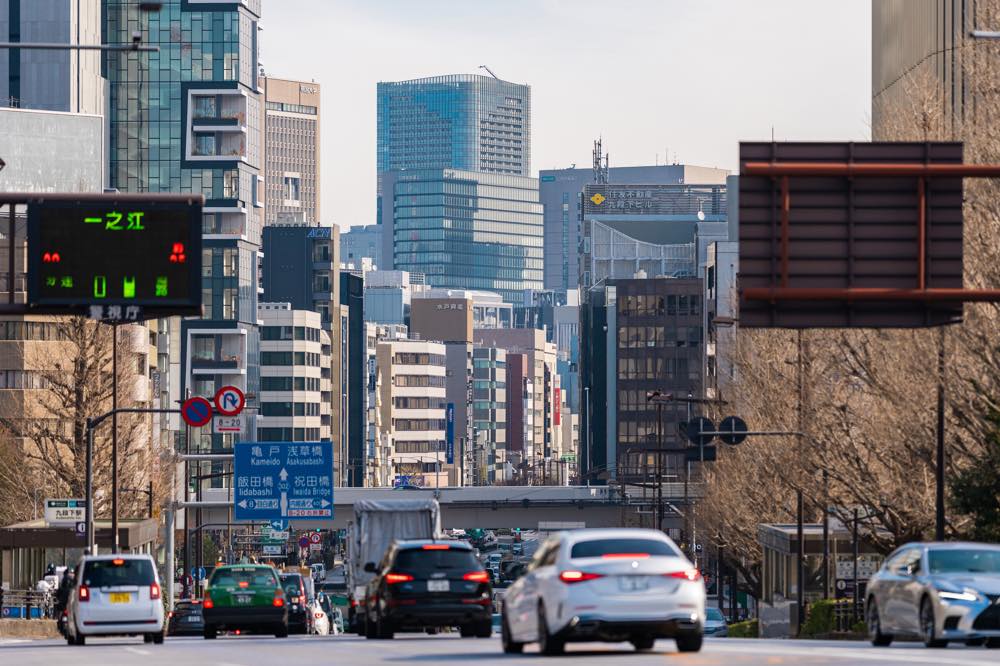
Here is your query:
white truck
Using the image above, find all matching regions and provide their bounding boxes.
[345,498,441,633]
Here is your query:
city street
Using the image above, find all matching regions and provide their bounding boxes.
[0,634,997,665]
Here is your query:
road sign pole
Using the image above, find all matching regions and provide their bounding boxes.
[111,322,119,554]
[85,418,95,555]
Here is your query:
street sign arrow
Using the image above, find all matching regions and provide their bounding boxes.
[214,385,245,416]
[719,415,749,445]
[320,499,331,508]
[279,468,288,481]
[238,500,247,509]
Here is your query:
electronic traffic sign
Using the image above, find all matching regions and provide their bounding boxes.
[234,442,334,522]
[27,196,202,315]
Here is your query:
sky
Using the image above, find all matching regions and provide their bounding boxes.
[262,0,872,229]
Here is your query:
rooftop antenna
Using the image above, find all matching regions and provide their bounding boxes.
[478,64,500,80]
[592,138,609,184]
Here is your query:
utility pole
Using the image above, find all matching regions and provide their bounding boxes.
[935,327,946,540]
[796,330,806,634]
[111,323,119,553]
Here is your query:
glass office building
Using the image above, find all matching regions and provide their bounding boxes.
[385,169,543,304]
[377,74,530,176]
[104,0,264,455]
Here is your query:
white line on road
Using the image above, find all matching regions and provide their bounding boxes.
[0,639,29,646]
[123,647,151,657]
[710,642,999,665]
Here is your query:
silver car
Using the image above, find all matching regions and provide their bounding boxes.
[703,607,728,637]
[866,542,1000,648]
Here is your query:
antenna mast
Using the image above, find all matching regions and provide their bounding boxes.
[592,138,609,184]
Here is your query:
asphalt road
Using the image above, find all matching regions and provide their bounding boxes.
[2,634,999,665]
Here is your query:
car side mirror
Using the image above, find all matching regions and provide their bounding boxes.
[363,562,377,573]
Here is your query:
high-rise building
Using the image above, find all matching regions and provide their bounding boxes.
[871,0,972,138]
[340,224,383,269]
[340,270,365,487]
[380,168,543,303]
[471,345,507,484]
[0,0,104,114]
[377,74,531,177]
[104,1,265,462]
[540,165,729,292]
[257,302,331,443]
[261,76,321,225]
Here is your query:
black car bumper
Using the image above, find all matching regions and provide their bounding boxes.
[167,619,204,636]
[386,602,491,629]
[559,616,703,642]
[203,606,287,629]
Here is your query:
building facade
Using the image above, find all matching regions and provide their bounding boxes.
[376,339,448,488]
[341,224,383,270]
[261,76,320,225]
[257,303,331,443]
[0,0,104,114]
[540,165,729,293]
[380,168,543,303]
[580,277,705,483]
[377,73,531,177]
[471,345,508,484]
[340,271,365,486]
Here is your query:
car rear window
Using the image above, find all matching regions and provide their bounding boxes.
[82,559,154,587]
[281,574,304,597]
[929,549,1000,574]
[706,608,725,621]
[570,538,681,559]
[394,547,479,572]
[211,567,278,588]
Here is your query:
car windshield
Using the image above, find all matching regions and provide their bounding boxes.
[570,538,681,559]
[928,549,1000,574]
[281,574,304,597]
[82,559,154,587]
[395,547,479,572]
[706,608,726,622]
[211,567,277,587]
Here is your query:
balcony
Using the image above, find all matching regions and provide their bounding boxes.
[191,354,241,372]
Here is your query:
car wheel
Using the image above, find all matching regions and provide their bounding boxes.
[502,612,524,654]
[377,614,394,640]
[920,597,948,648]
[275,623,288,639]
[537,604,564,656]
[74,634,86,646]
[65,635,75,646]
[475,620,492,638]
[152,632,164,645]
[143,634,153,644]
[203,624,217,640]
[967,638,986,647]
[986,637,1000,649]
[631,636,655,651]
[460,625,475,638]
[866,599,893,647]
[364,615,376,639]
[675,631,703,653]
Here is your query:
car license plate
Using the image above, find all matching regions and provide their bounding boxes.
[235,594,252,604]
[186,616,200,622]
[109,592,131,604]
[619,576,650,592]
[427,580,450,592]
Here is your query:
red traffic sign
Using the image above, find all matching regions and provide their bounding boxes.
[181,396,213,428]
[309,532,321,545]
[214,385,245,416]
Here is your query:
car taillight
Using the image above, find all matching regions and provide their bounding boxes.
[78,585,90,602]
[150,582,161,600]
[168,611,174,619]
[558,571,603,584]
[273,590,285,608]
[203,597,214,609]
[422,544,450,550]
[601,553,650,559]
[665,568,702,582]
[298,595,306,605]
[238,581,249,588]
[385,572,414,584]
[463,571,490,583]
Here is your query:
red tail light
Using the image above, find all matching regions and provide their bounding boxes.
[385,572,414,584]
[601,553,650,559]
[273,590,285,608]
[78,585,90,602]
[238,581,249,588]
[349,598,358,607]
[558,570,603,584]
[422,544,450,550]
[203,597,214,609]
[463,571,490,583]
[168,611,174,619]
[150,582,161,600]
[665,569,702,582]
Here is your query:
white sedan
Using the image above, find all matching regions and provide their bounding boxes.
[500,528,705,655]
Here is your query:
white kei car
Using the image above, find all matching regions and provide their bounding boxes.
[66,553,165,645]
[500,528,705,655]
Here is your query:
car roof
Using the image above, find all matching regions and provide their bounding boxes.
[215,563,274,570]
[559,528,674,546]
[81,553,153,561]
[905,542,1000,551]
[395,539,473,551]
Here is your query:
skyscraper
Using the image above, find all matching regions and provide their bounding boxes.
[377,74,531,176]
[261,76,321,225]
[104,0,264,458]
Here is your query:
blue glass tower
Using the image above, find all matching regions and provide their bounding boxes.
[104,0,263,453]
[377,74,531,176]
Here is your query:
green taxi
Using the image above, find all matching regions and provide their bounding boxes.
[202,564,289,639]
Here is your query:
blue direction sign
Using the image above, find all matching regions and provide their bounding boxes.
[234,442,334,521]
[270,519,289,531]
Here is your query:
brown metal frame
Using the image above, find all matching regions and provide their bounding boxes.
[1,192,204,317]
[742,162,1000,304]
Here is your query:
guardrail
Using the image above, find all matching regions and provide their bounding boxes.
[0,589,55,619]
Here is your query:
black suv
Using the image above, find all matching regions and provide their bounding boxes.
[363,540,492,639]
[279,573,312,634]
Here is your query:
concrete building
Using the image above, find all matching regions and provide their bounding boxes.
[380,168,543,303]
[471,345,508,485]
[580,182,728,291]
[580,277,705,483]
[871,0,973,138]
[417,289,512,329]
[341,224,383,270]
[261,76,321,225]
[376,339,449,488]
[706,240,739,400]
[256,303,331,444]
[540,164,729,292]
[0,0,104,114]
[340,271,365,486]
[364,322,408,487]
[473,328,559,484]
[410,297,473,344]
[363,270,425,327]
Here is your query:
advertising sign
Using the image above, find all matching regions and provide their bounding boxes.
[446,403,455,465]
